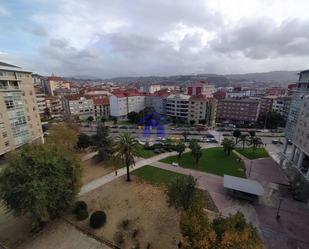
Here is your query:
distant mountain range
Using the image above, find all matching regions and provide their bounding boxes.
[68,70,299,87]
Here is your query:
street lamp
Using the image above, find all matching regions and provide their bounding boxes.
[276,198,283,219]
[248,160,253,177]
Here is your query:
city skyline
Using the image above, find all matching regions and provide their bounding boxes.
[1,0,309,78]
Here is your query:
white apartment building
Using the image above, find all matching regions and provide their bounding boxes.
[272,96,292,121]
[165,94,190,119]
[63,95,94,120]
[109,91,145,119]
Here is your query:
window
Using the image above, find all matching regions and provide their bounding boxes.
[5,141,9,147]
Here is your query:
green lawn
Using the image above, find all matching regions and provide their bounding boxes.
[160,147,246,177]
[235,147,269,160]
[133,165,188,186]
[136,144,157,158]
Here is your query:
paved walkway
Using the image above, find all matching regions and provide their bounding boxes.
[79,151,179,195]
[149,161,260,227]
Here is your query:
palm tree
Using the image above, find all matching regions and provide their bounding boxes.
[176,142,186,158]
[221,138,235,156]
[191,143,202,164]
[238,134,248,150]
[113,133,139,181]
[233,129,242,144]
[248,136,263,153]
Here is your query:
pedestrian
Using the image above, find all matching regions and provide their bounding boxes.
[115,170,118,176]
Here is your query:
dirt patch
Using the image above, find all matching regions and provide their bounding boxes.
[69,177,182,249]
[0,204,31,248]
[82,158,120,184]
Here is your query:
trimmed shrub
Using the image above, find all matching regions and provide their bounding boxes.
[77,209,89,221]
[73,201,87,214]
[90,211,106,229]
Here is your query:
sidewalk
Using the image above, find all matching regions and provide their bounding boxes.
[79,151,179,195]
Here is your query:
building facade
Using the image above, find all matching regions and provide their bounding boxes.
[164,94,190,119]
[259,96,277,117]
[46,76,71,96]
[188,96,217,127]
[272,96,292,122]
[187,80,215,97]
[93,96,110,120]
[63,95,94,120]
[109,90,146,119]
[0,62,43,155]
[285,70,309,140]
[216,98,260,124]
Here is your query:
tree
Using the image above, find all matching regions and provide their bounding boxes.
[191,143,202,164]
[182,130,190,142]
[248,130,256,138]
[77,133,93,149]
[238,134,248,150]
[93,124,113,161]
[0,144,82,228]
[176,142,186,158]
[181,211,264,249]
[87,116,94,125]
[113,133,139,181]
[189,139,198,150]
[248,136,263,153]
[127,111,139,124]
[258,111,284,129]
[190,120,196,126]
[47,123,78,150]
[100,117,106,124]
[167,176,197,210]
[221,138,235,156]
[112,117,117,125]
[233,129,242,144]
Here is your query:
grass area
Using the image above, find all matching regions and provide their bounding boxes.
[133,165,218,212]
[235,147,269,160]
[136,144,157,158]
[160,147,246,177]
[133,165,188,186]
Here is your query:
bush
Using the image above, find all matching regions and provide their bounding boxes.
[77,209,89,221]
[73,201,88,214]
[90,211,106,229]
[114,231,124,245]
[121,218,130,229]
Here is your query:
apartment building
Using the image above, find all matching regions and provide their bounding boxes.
[0,62,43,155]
[145,89,171,114]
[188,96,217,127]
[92,96,110,120]
[109,90,145,119]
[46,76,71,96]
[272,96,292,121]
[164,94,190,119]
[45,96,63,118]
[187,80,215,97]
[285,70,309,140]
[216,98,260,124]
[62,95,94,120]
[259,96,278,117]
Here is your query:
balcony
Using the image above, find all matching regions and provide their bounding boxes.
[0,81,21,91]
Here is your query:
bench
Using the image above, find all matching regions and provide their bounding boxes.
[172,162,179,167]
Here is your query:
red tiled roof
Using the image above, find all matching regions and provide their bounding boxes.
[93,97,109,105]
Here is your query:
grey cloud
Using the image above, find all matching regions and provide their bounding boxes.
[210,18,309,59]
[31,26,48,36]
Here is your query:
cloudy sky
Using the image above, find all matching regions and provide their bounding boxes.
[1,0,309,78]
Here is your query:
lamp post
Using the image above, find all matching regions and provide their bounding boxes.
[276,198,283,219]
[248,160,253,177]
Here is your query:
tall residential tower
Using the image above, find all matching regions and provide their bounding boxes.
[0,62,43,155]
